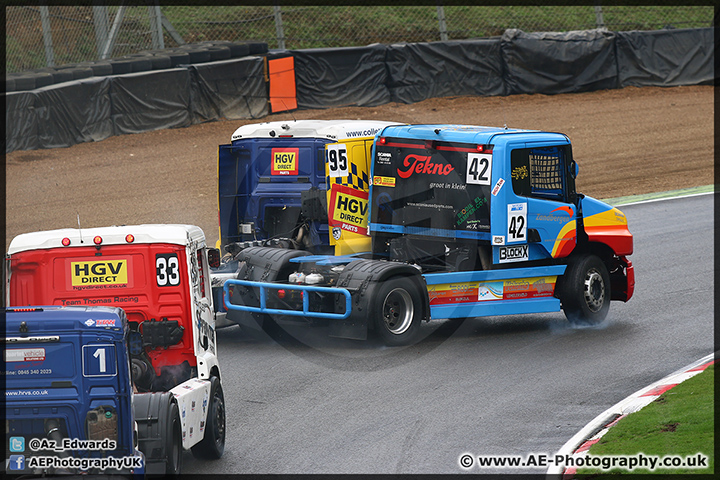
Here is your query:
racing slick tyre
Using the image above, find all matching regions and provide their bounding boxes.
[166,401,183,475]
[557,254,611,326]
[191,376,226,460]
[373,277,422,346]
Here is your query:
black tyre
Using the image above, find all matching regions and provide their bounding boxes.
[558,254,611,325]
[84,61,114,76]
[165,401,183,475]
[373,277,422,346]
[9,73,35,91]
[69,67,94,80]
[191,376,226,459]
[50,68,74,83]
[110,59,134,75]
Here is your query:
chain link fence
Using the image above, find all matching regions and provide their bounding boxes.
[6,4,715,74]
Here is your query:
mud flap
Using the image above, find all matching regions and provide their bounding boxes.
[328,314,369,341]
[329,259,427,340]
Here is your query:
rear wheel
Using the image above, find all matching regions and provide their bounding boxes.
[558,254,611,326]
[166,401,183,475]
[373,277,422,346]
[191,376,226,459]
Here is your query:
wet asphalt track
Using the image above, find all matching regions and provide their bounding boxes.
[183,193,714,474]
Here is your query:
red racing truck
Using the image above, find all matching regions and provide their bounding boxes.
[5,224,226,474]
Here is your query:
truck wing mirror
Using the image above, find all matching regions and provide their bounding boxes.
[207,248,221,268]
[570,160,579,179]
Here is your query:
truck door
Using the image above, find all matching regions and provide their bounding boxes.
[188,246,216,365]
[325,138,374,255]
[504,142,577,261]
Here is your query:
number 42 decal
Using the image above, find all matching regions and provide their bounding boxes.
[507,203,527,243]
[466,153,492,185]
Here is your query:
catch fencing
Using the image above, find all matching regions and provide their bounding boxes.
[6,4,715,73]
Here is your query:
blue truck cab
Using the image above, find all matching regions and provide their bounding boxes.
[3,306,144,475]
[214,120,401,326]
[222,124,635,345]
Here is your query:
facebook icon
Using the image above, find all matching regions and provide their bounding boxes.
[9,455,25,471]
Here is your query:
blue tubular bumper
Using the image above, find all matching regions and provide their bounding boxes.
[223,279,352,320]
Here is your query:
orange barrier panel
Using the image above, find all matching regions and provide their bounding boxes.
[268,56,297,113]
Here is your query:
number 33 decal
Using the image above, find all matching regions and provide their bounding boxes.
[156,253,180,286]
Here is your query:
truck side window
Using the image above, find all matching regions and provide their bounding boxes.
[511,146,567,202]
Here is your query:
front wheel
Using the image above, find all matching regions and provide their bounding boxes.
[373,277,422,346]
[191,376,226,459]
[557,254,611,326]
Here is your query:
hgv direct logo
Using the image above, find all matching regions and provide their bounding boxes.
[271,148,299,175]
[71,260,128,287]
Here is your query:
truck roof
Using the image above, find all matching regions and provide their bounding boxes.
[377,124,570,145]
[230,119,404,142]
[8,224,206,254]
[5,305,126,333]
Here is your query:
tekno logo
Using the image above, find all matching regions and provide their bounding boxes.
[397,154,454,179]
[271,148,299,176]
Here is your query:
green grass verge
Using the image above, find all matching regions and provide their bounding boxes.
[576,363,714,476]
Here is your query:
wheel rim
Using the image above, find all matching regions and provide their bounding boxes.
[214,393,226,445]
[584,268,605,312]
[382,288,414,335]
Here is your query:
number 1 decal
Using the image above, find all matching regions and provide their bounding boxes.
[467,153,492,185]
[327,144,349,178]
[156,253,180,287]
[82,344,117,377]
[507,203,527,243]
[93,348,106,373]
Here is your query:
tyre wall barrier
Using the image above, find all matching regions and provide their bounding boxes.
[286,44,391,109]
[188,56,269,122]
[386,38,506,103]
[5,29,713,153]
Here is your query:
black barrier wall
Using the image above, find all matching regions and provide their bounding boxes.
[5,28,714,153]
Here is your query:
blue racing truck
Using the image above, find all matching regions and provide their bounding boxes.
[222,124,635,345]
[3,306,147,475]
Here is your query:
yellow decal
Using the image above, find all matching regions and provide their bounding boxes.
[329,185,368,235]
[373,176,396,187]
[271,148,298,175]
[71,260,128,286]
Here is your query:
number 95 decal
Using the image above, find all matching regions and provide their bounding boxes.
[507,203,527,243]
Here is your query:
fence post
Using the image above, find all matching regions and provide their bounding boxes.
[39,6,55,67]
[594,2,606,30]
[274,5,285,50]
[101,6,126,59]
[160,11,186,45]
[149,5,165,50]
[437,4,448,41]
[92,6,109,57]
